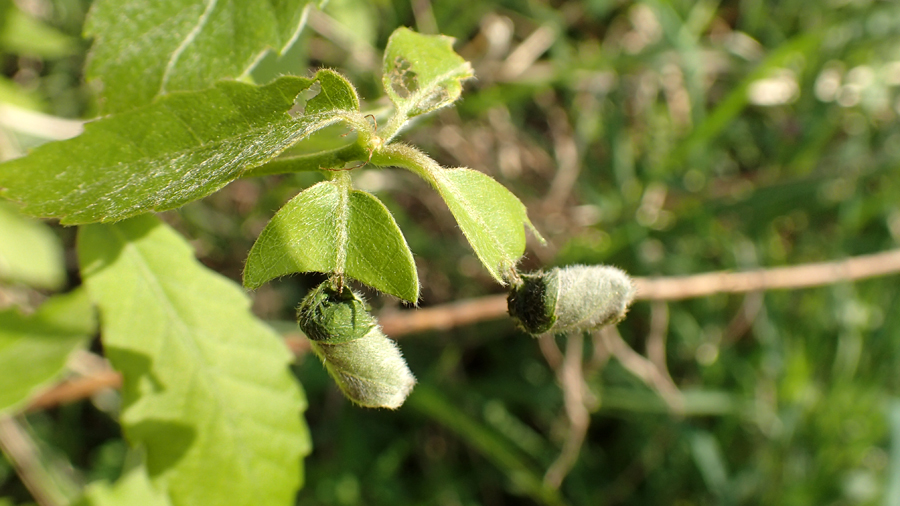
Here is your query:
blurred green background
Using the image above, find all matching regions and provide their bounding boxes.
[2,0,900,505]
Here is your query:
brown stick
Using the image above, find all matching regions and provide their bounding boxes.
[382,247,900,335]
[23,247,900,412]
[25,371,123,413]
[634,248,900,300]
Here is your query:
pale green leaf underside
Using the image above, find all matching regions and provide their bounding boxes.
[0,201,65,289]
[0,76,347,225]
[84,0,316,114]
[78,215,309,506]
[0,289,95,414]
[429,168,533,283]
[382,27,473,118]
[76,466,172,506]
[244,181,419,302]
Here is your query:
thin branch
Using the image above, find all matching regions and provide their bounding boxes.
[635,248,900,300]
[382,247,900,335]
[22,247,900,412]
[544,332,590,489]
[25,371,122,413]
[645,301,673,386]
[0,416,76,506]
[722,291,765,344]
[379,294,508,337]
[537,333,564,370]
[599,327,684,414]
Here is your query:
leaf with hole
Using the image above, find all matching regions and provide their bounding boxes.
[382,27,473,120]
[0,74,358,225]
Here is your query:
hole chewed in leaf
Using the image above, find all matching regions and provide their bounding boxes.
[389,56,419,98]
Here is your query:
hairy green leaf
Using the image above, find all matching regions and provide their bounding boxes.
[374,144,539,283]
[306,69,360,115]
[84,0,317,113]
[0,289,95,414]
[0,76,352,225]
[382,27,473,123]
[245,178,419,302]
[0,201,65,289]
[78,215,309,506]
[75,466,171,506]
[431,168,535,282]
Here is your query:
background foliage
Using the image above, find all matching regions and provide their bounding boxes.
[1,0,900,505]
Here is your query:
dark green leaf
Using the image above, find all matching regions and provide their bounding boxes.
[244,178,419,302]
[0,76,351,225]
[0,289,95,414]
[84,0,317,113]
[78,215,309,506]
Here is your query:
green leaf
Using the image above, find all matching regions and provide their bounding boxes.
[0,201,65,289]
[0,289,95,414]
[244,177,419,302]
[373,144,539,283]
[429,168,535,283]
[78,215,310,506]
[84,0,317,113]
[0,76,352,225]
[382,27,473,121]
[75,466,172,506]
[305,69,360,115]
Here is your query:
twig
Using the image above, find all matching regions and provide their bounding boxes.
[598,327,684,414]
[0,416,76,506]
[544,333,591,489]
[722,291,764,344]
[378,294,508,337]
[382,247,900,335]
[22,247,900,412]
[541,101,581,212]
[25,371,122,413]
[645,301,673,385]
[537,334,564,370]
[634,248,900,300]
[498,25,556,81]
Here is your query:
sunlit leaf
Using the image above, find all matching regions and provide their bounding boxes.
[78,215,309,506]
[245,179,419,302]
[75,465,171,506]
[430,168,537,283]
[305,69,360,115]
[0,76,352,225]
[382,27,473,120]
[0,201,65,289]
[0,289,95,414]
[84,0,318,113]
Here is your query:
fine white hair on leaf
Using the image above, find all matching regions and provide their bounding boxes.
[507,265,636,335]
[298,283,415,409]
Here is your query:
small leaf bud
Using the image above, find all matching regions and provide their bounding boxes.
[507,265,635,335]
[298,283,416,409]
